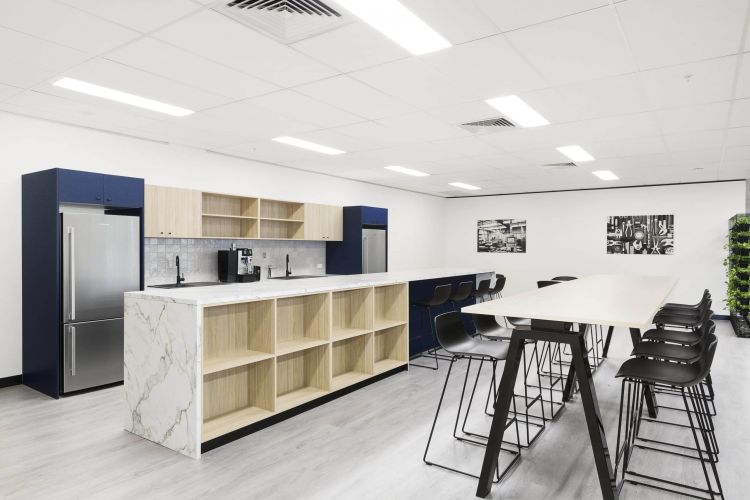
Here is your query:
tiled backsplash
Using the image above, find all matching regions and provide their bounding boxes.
[145,238,327,285]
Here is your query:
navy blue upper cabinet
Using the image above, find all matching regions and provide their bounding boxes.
[57,169,143,207]
[361,206,387,226]
[102,174,144,208]
[58,169,103,204]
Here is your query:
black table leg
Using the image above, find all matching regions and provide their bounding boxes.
[629,328,658,418]
[602,326,614,358]
[570,332,617,500]
[477,328,619,499]
[476,333,525,498]
[563,324,588,402]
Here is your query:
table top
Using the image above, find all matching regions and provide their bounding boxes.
[462,274,678,330]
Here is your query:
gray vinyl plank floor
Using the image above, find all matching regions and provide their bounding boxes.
[1,321,747,499]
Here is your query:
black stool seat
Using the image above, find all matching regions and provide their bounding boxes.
[615,358,703,387]
[437,312,509,360]
[660,289,710,312]
[642,327,701,345]
[413,284,452,307]
[653,311,709,328]
[507,317,531,328]
[631,342,701,363]
[551,276,577,281]
[449,281,473,303]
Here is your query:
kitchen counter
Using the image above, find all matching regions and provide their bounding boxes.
[129,267,494,306]
[124,267,492,459]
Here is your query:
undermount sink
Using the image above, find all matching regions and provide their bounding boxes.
[269,275,328,280]
[149,281,227,289]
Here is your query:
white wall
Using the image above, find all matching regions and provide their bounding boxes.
[0,112,446,378]
[443,182,745,313]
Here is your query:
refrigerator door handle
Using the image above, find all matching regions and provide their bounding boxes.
[70,326,76,376]
[68,226,76,321]
[363,236,368,273]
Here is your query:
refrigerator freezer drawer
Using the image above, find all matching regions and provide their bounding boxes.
[63,318,123,393]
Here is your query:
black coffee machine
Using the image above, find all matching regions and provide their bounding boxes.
[218,248,260,283]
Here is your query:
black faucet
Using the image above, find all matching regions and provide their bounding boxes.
[176,255,185,286]
[286,254,292,278]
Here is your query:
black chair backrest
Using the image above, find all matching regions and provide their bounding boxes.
[537,280,561,288]
[424,284,453,307]
[434,311,472,352]
[471,313,500,335]
[694,336,718,385]
[490,275,506,293]
[552,276,577,281]
[475,279,491,295]
[450,281,474,302]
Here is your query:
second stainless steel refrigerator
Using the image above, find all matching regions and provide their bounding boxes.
[362,228,387,273]
[61,212,140,393]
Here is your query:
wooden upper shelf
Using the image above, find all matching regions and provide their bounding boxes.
[144,185,343,241]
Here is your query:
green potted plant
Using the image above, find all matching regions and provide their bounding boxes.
[727,214,750,337]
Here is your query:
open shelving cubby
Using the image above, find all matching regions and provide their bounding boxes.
[202,192,259,238]
[202,300,275,375]
[331,334,373,391]
[276,344,330,413]
[374,283,408,331]
[259,199,304,221]
[332,287,373,341]
[202,358,275,442]
[259,219,304,240]
[374,324,408,375]
[276,293,331,356]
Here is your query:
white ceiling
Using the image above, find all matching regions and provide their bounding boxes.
[1,0,749,196]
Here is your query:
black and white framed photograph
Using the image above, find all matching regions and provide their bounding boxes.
[477,219,526,253]
[606,215,674,254]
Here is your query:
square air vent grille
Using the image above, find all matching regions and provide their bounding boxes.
[462,117,516,128]
[543,162,577,169]
[214,0,352,44]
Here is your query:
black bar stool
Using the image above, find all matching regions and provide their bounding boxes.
[489,274,506,299]
[448,281,473,311]
[552,276,577,281]
[472,278,492,303]
[537,280,560,288]
[410,284,452,370]
[614,336,723,499]
[423,311,521,482]
[471,314,546,447]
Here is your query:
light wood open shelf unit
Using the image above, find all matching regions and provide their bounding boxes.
[374,324,408,375]
[331,334,373,391]
[199,283,408,444]
[202,301,275,375]
[259,219,304,240]
[202,358,275,442]
[276,293,331,355]
[203,192,259,218]
[202,215,258,239]
[276,344,330,413]
[332,287,373,341]
[259,199,304,221]
[374,283,408,332]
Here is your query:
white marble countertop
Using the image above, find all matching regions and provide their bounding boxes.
[126,267,494,306]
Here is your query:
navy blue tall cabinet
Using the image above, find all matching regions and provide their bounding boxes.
[22,168,144,398]
[326,206,388,275]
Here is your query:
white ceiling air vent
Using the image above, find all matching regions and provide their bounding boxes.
[542,162,577,170]
[460,117,516,134]
[212,0,352,44]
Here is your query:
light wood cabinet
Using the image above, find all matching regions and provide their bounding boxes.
[304,203,343,241]
[144,185,202,238]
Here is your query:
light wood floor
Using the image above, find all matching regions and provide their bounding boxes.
[1,321,747,499]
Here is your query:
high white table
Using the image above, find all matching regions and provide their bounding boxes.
[462,274,677,499]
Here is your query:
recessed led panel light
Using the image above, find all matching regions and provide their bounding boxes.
[485,95,549,128]
[592,170,619,181]
[334,0,451,55]
[272,136,345,155]
[384,165,430,177]
[52,77,194,117]
[449,182,481,191]
[557,145,595,162]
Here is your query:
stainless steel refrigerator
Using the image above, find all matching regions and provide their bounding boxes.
[61,212,140,393]
[362,228,387,273]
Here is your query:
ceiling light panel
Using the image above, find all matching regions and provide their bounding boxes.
[556,145,595,162]
[333,0,451,55]
[384,165,430,177]
[272,136,345,155]
[485,95,550,127]
[449,182,481,190]
[592,170,619,181]
[52,77,194,117]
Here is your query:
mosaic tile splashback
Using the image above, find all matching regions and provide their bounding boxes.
[145,238,326,285]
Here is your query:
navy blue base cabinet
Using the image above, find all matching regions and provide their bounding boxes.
[327,206,388,275]
[22,168,144,398]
